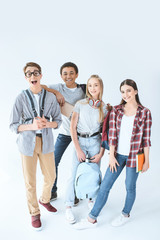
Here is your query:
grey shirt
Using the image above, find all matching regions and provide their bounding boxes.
[49,83,86,135]
[74,99,108,135]
[9,88,62,156]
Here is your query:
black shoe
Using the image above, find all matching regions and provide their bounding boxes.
[50,192,57,202]
[74,196,79,206]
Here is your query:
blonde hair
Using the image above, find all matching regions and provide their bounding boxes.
[86,75,104,123]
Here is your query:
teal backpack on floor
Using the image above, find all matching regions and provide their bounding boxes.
[75,162,102,199]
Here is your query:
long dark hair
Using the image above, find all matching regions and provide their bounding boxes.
[120,79,142,105]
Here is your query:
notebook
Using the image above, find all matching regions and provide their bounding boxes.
[136,153,145,172]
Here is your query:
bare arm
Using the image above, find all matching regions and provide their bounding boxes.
[70,112,86,162]
[108,145,120,172]
[142,147,150,173]
[41,84,65,106]
[41,84,58,95]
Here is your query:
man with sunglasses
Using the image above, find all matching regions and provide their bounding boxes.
[9,62,62,231]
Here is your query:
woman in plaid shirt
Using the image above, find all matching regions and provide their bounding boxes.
[73,79,152,229]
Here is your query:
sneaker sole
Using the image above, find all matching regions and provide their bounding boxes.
[73,203,78,207]
[32,226,42,231]
[51,211,58,215]
[73,200,80,207]
[50,197,57,202]
[66,218,76,224]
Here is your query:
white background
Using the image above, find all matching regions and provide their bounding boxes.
[0,0,159,239]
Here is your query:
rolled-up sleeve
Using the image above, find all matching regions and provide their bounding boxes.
[9,94,23,134]
[48,84,60,91]
[50,97,62,129]
[142,109,152,147]
[108,108,117,146]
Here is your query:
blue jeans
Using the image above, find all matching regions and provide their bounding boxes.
[65,134,101,207]
[89,153,139,220]
[51,134,72,193]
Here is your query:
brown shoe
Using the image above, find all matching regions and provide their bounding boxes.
[31,214,42,231]
[39,200,57,214]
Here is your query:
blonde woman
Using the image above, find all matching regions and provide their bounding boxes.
[65,75,108,223]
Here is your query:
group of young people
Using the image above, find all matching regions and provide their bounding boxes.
[10,61,152,231]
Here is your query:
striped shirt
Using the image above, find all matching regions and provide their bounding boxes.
[109,104,152,167]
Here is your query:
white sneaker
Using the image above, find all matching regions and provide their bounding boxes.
[73,219,97,230]
[111,213,130,227]
[65,208,76,224]
[88,201,94,211]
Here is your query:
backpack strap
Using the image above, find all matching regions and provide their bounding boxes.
[24,89,50,123]
[40,89,46,117]
[25,89,38,117]
[101,111,111,150]
[77,84,86,95]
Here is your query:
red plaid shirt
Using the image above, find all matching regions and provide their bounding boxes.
[109,104,152,167]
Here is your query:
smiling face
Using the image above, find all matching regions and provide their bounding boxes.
[61,67,78,88]
[120,84,138,103]
[25,66,42,92]
[87,77,101,100]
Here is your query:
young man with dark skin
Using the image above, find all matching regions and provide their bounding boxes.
[42,62,86,202]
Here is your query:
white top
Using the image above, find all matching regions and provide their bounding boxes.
[65,86,77,92]
[74,99,108,135]
[49,83,85,135]
[34,93,42,134]
[117,114,135,156]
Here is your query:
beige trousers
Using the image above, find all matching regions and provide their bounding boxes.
[21,137,56,216]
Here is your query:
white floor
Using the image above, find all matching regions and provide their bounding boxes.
[0,131,159,240]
